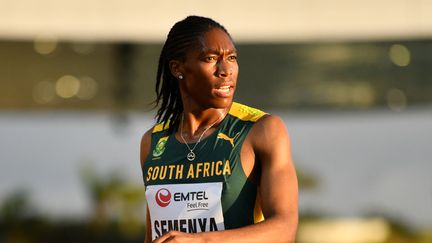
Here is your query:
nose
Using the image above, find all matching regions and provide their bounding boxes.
[216,60,233,78]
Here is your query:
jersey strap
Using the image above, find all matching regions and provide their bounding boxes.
[228,102,266,122]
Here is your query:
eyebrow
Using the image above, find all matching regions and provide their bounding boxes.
[201,48,237,55]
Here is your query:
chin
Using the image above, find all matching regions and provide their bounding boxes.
[210,97,233,109]
[197,97,232,110]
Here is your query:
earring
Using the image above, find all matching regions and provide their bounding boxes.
[178,74,183,80]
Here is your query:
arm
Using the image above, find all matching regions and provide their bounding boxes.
[154,115,298,243]
[141,129,153,243]
[145,206,152,243]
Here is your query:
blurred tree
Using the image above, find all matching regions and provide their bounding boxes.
[0,188,34,222]
[296,168,319,190]
[79,165,147,238]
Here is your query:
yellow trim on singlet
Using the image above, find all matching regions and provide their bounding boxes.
[152,121,170,133]
[253,188,265,223]
[152,102,265,133]
[229,102,267,122]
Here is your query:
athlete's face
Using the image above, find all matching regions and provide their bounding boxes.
[175,28,239,109]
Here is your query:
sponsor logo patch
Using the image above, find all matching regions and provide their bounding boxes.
[217,132,240,147]
[152,136,169,158]
[155,188,171,207]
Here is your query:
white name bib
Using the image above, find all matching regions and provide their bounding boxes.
[146,182,225,240]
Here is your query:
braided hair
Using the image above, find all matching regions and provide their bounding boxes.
[155,16,231,133]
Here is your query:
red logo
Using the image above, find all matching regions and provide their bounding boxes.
[155,188,171,207]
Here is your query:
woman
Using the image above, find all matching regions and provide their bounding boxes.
[140,16,298,243]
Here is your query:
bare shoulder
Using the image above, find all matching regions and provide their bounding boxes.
[253,114,287,131]
[249,114,290,152]
[140,127,154,168]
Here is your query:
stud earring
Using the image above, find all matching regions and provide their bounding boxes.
[178,74,183,80]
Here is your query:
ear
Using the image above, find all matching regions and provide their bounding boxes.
[169,60,184,79]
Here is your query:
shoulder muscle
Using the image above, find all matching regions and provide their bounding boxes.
[250,114,291,156]
[140,128,153,168]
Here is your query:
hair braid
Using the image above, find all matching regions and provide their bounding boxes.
[154,16,230,133]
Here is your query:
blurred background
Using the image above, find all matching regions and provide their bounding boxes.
[1,0,432,242]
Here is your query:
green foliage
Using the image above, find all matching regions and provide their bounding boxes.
[0,189,34,222]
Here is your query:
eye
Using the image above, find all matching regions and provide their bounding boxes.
[228,55,237,61]
[204,56,217,62]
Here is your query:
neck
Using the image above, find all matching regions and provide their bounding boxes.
[181,107,227,138]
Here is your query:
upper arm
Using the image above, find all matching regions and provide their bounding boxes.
[145,206,152,243]
[140,128,153,168]
[251,115,298,224]
[141,129,153,242]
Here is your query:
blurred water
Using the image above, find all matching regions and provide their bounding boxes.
[0,108,431,228]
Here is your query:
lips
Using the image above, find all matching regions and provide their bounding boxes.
[218,85,230,93]
[214,84,234,98]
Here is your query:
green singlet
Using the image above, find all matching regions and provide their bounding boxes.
[143,102,266,240]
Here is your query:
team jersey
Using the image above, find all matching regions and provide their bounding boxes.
[143,102,267,240]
